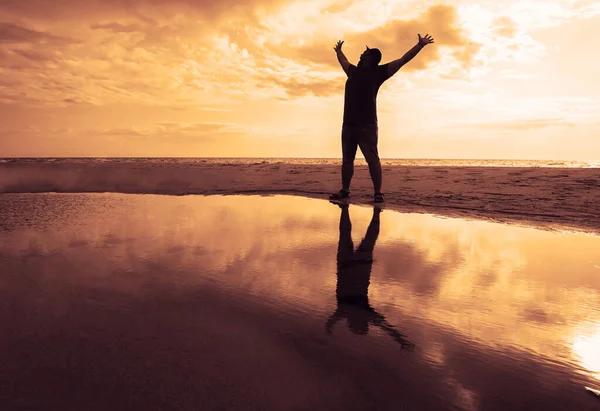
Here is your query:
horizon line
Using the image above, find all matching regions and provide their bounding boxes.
[1,156,599,162]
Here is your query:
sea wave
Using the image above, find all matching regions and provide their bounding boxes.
[1,157,599,168]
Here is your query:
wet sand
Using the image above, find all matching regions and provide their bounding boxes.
[1,193,600,411]
[1,161,599,234]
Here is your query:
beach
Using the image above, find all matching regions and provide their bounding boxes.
[1,159,599,234]
[1,193,600,410]
[3,0,600,407]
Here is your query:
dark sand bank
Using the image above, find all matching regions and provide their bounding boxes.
[2,161,600,234]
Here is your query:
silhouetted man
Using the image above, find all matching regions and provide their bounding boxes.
[325,203,413,349]
[329,34,435,203]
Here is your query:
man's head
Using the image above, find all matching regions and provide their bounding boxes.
[348,314,369,335]
[358,46,382,68]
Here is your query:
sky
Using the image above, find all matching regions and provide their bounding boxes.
[0,0,599,159]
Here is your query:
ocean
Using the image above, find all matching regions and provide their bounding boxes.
[1,157,599,168]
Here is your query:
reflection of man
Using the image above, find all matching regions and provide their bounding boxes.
[326,203,413,349]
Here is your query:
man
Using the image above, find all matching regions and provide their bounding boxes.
[325,203,414,349]
[330,34,435,203]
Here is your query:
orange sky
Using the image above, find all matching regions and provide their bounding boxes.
[1,0,599,158]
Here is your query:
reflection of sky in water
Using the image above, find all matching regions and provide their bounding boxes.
[1,193,600,409]
[573,322,600,383]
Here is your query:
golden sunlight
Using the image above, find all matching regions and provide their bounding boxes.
[572,322,600,381]
[1,0,600,158]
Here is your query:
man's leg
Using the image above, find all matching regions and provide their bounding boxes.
[358,126,382,194]
[337,206,354,264]
[356,207,381,255]
[341,127,358,192]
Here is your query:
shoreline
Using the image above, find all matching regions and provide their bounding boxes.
[1,162,599,235]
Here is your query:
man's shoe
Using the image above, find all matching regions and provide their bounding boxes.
[329,189,350,200]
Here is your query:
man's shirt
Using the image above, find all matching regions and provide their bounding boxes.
[342,63,391,127]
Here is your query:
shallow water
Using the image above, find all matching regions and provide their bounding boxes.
[1,193,599,411]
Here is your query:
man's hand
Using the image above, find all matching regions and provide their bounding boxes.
[387,35,432,77]
[418,34,434,46]
[334,40,352,75]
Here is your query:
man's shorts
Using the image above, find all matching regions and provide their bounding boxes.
[341,124,379,164]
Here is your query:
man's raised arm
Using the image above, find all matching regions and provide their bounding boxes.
[386,34,434,78]
[333,40,352,75]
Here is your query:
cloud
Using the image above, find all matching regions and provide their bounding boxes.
[62,98,83,104]
[11,48,55,61]
[0,2,485,108]
[0,121,250,150]
[0,0,286,22]
[90,22,141,33]
[268,77,341,98]
[89,121,250,142]
[463,118,577,131]
[0,22,72,44]
[493,16,518,38]
[322,0,354,14]
[287,5,480,72]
